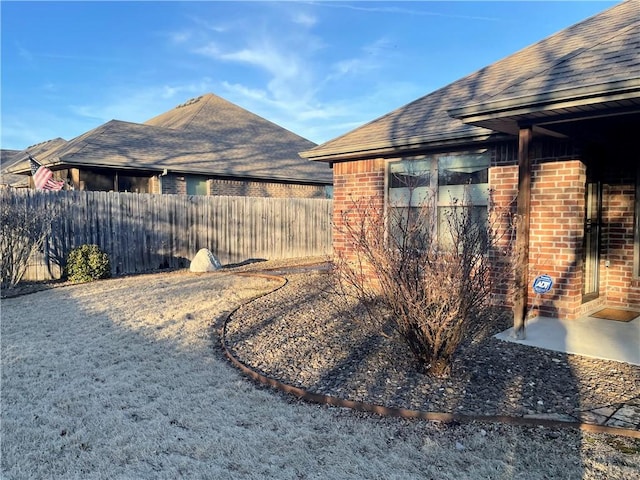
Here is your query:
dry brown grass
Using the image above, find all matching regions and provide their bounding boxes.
[1,264,638,479]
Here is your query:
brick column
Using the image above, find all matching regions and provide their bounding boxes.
[529,160,586,319]
[490,160,587,320]
[489,165,518,308]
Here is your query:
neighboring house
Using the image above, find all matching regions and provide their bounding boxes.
[1,149,25,187]
[6,94,332,198]
[2,139,68,189]
[301,1,640,323]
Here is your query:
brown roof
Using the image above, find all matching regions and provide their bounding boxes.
[302,0,640,162]
[9,94,331,185]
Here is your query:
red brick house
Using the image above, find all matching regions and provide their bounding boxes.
[5,94,332,198]
[301,1,640,332]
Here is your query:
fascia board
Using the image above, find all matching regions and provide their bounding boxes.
[449,78,640,123]
[300,131,498,163]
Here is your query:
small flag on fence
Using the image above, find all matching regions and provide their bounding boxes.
[29,156,65,191]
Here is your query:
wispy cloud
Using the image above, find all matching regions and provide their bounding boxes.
[220,44,300,79]
[17,43,34,63]
[176,3,419,143]
[21,2,420,147]
[313,2,499,22]
[328,37,394,80]
[169,30,192,44]
[191,12,320,106]
[291,12,317,27]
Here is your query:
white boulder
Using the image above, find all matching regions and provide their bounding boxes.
[189,248,222,272]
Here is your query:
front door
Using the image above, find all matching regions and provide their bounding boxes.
[582,182,601,302]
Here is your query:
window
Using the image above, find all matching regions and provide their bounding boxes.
[79,169,151,193]
[387,152,490,248]
[437,153,490,247]
[80,170,115,191]
[186,176,209,196]
[388,158,435,249]
[324,186,334,199]
[119,174,150,193]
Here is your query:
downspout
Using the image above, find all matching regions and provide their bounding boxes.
[513,126,532,339]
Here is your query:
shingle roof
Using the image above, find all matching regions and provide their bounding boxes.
[302,0,639,162]
[9,94,331,185]
[0,149,25,186]
[1,149,20,166]
[2,138,68,186]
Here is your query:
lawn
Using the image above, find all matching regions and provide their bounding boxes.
[1,265,638,479]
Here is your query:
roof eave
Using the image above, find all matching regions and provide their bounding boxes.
[300,130,504,163]
[449,78,640,126]
[6,158,332,185]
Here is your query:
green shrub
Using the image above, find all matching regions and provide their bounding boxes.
[65,244,111,283]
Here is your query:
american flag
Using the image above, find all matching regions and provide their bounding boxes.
[29,156,65,191]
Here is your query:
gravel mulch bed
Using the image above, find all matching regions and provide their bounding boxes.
[225,268,640,421]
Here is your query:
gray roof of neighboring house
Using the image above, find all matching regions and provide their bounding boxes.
[1,149,20,168]
[302,0,640,162]
[1,149,25,186]
[9,93,331,185]
[2,139,68,187]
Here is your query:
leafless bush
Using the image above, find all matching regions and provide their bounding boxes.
[332,191,514,377]
[0,188,55,289]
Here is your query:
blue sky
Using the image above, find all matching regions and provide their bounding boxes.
[1,1,618,150]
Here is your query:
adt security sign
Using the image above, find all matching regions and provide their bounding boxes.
[532,274,553,294]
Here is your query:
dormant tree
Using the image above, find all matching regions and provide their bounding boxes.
[332,185,514,377]
[0,187,56,289]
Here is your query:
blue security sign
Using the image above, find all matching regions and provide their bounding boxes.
[532,274,553,294]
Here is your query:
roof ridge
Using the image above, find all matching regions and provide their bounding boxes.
[56,121,116,162]
[179,94,211,131]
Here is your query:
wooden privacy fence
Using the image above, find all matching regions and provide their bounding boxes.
[4,189,332,281]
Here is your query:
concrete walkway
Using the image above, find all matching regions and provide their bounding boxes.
[495,315,640,365]
[496,315,640,431]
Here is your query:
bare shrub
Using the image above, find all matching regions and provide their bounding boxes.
[332,191,514,377]
[0,187,56,289]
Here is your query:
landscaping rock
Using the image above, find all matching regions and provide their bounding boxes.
[189,248,221,272]
[225,270,640,421]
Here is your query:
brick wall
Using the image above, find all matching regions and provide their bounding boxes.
[488,165,518,308]
[332,159,386,262]
[209,178,327,198]
[331,154,640,320]
[601,184,640,308]
[149,175,161,194]
[161,174,186,195]
[160,174,328,198]
[490,161,640,318]
[333,158,589,318]
[488,161,588,318]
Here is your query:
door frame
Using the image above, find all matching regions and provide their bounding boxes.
[582,181,601,303]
